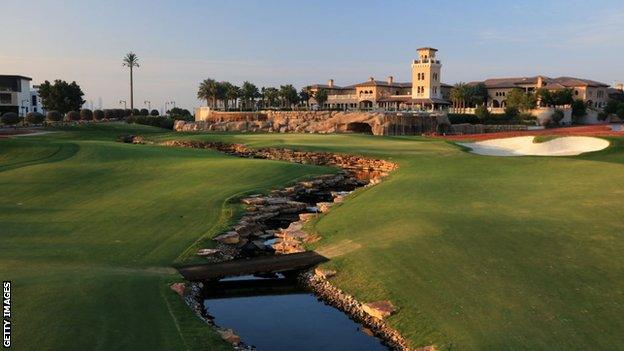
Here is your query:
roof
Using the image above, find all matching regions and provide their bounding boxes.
[417,47,438,51]
[354,80,411,88]
[0,75,32,81]
[472,76,609,89]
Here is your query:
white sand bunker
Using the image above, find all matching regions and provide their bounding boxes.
[459,136,609,156]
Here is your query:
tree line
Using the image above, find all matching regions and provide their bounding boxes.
[197,79,327,110]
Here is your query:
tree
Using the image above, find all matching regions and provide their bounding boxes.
[617,105,624,120]
[25,112,45,124]
[604,99,621,115]
[122,52,140,110]
[551,109,564,125]
[261,87,279,108]
[450,82,475,111]
[1,112,20,126]
[471,83,488,106]
[314,89,328,108]
[150,109,159,116]
[38,80,85,114]
[224,83,240,110]
[299,87,311,109]
[139,108,149,115]
[474,104,490,120]
[279,84,298,109]
[197,79,217,107]
[168,107,193,121]
[80,109,93,121]
[241,81,259,109]
[571,100,586,117]
[215,81,229,109]
[506,88,537,112]
[93,110,104,121]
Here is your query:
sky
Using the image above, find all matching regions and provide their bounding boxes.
[2,0,623,111]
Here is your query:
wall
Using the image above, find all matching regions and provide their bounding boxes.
[178,110,447,136]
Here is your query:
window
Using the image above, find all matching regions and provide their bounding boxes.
[32,95,37,106]
[0,93,11,104]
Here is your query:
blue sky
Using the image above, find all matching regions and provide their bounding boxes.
[2,0,623,110]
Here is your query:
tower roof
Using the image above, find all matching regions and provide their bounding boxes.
[417,47,438,52]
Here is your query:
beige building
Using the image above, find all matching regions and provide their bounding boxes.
[308,47,451,111]
[472,76,610,109]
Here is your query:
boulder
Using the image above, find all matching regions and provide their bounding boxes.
[316,202,333,213]
[214,231,240,244]
[217,328,241,345]
[314,267,337,279]
[197,248,220,256]
[169,282,186,296]
[362,301,396,320]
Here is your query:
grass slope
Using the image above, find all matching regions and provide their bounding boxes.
[160,132,624,350]
[0,124,331,350]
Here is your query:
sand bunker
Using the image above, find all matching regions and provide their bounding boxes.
[459,136,609,156]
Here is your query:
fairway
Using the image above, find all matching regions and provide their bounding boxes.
[2,123,624,350]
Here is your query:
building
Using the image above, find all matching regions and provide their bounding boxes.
[308,47,451,111]
[30,85,45,115]
[470,76,610,109]
[0,75,33,116]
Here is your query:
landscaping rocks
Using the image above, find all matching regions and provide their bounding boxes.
[362,301,397,320]
[170,282,186,297]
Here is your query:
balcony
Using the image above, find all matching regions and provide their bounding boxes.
[413,59,440,64]
[327,94,358,100]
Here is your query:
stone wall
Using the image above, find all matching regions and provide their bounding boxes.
[176,110,448,136]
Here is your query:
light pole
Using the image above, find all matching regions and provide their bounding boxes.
[119,100,127,109]
[144,100,151,111]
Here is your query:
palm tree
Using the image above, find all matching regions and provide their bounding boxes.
[122,52,140,110]
[197,79,217,108]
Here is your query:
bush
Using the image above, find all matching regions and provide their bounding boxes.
[80,109,93,121]
[504,106,520,118]
[46,110,62,122]
[597,111,609,121]
[124,109,133,117]
[617,105,624,120]
[551,109,564,125]
[474,105,490,120]
[139,108,149,115]
[103,109,115,120]
[65,111,80,122]
[126,115,174,130]
[93,110,104,120]
[1,112,20,126]
[132,109,140,116]
[448,114,479,124]
[25,112,45,124]
[150,109,159,116]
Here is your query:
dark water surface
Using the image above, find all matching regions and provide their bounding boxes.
[203,277,388,351]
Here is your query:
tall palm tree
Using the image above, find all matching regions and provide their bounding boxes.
[122,52,140,110]
[197,79,218,108]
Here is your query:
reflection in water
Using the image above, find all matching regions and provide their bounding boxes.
[203,276,387,351]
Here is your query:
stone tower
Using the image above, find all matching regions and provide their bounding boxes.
[411,47,442,99]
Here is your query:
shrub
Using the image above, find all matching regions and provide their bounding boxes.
[25,112,45,124]
[571,100,586,117]
[46,110,62,122]
[551,109,564,125]
[93,109,104,120]
[65,111,80,122]
[124,109,133,117]
[1,112,20,126]
[504,106,519,118]
[150,109,159,116]
[139,108,149,115]
[126,115,174,130]
[103,109,114,119]
[474,105,490,120]
[80,109,93,121]
[132,109,140,116]
[617,105,624,120]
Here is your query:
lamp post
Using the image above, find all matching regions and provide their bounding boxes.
[144,100,151,111]
[119,100,127,109]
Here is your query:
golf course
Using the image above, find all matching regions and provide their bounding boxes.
[2,123,623,350]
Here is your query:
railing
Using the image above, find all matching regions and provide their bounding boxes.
[327,94,358,100]
[413,59,440,64]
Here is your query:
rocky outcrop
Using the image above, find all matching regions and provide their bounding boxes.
[174,110,446,136]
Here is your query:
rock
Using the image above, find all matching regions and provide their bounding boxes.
[316,202,333,213]
[241,196,265,205]
[314,267,337,279]
[362,301,396,320]
[217,328,241,345]
[414,346,438,351]
[170,282,186,296]
[299,213,317,221]
[214,231,240,244]
[197,248,220,256]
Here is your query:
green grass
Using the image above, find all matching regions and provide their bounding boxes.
[0,124,331,350]
[154,132,624,350]
[3,124,624,350]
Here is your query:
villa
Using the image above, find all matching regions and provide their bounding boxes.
[308,47,614,112]
[0,75,44,116]
[308,47,452,111]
